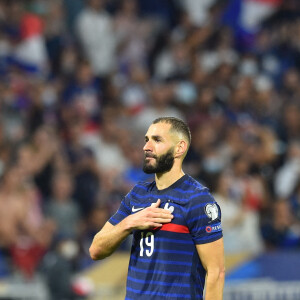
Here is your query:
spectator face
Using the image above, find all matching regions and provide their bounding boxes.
[130,65,149,84]
[60,47,79,75]
[128,145,144,168]
[88,0,105,11]
[172,42,189,64]
[274,201,293,228]
[216,174,232,196]
[192,124,216,153]
[283,69,300,92]
[196,87,215,109]
[287,141,300,159]
[89,206,109,229]
[76,62,94,85]
[2,165,23,191]
[52,173,73,201]
[7,0,24,24]
[151,84,172,107]
[233,155,250,176]
[33,127,54,148]
[283,104,300,137]
[17,145,34,176]
[121,0,138,16]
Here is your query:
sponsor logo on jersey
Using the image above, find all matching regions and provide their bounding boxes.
[205,223,222,233]
[132,206,144,212]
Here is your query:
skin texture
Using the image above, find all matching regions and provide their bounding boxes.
[89,122,225,299]
[196,238,225,300]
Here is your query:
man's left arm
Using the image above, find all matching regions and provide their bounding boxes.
[196,237,225,300]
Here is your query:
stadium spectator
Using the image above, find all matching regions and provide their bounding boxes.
[213,173,264,254]
[261,199,300,249]
[44,171,81,239]
[0,163,55,277]
[134,82,185,133]
[75,0,117,76]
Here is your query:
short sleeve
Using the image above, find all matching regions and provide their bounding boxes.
[108,194,131,226]
[185,189,223,244]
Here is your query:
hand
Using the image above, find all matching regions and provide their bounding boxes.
[126,199,173,231]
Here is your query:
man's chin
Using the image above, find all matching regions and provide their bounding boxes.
[142,164,156,174]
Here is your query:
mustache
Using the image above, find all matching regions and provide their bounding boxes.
[144,153,157,159]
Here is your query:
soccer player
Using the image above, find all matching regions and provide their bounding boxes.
[89,117,225,299]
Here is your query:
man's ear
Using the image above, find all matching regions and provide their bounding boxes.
[174,140,188,158]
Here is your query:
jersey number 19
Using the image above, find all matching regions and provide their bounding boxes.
[140,232,154,257]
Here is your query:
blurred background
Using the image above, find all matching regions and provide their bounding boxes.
[0,0,300,299]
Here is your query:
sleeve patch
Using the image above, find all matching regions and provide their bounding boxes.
[204,203,220,222]
[205,222,222,233]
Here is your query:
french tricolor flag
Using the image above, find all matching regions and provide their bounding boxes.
[13,13,48,74]
[222,0,282,48]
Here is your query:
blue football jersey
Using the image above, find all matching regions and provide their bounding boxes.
[109,174,223,300]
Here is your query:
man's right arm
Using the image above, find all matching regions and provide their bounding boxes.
[89,220,132,260]
[89,199,173,260]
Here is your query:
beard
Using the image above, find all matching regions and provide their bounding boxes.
[143,148,175,174]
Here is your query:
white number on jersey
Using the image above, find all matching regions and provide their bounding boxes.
[139,232,154,257]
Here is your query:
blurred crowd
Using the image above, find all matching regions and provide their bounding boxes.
[1,0,300,297]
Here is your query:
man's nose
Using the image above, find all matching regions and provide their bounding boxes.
[143,140,152,151]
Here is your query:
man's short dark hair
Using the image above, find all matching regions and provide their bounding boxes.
[152,117,191,146]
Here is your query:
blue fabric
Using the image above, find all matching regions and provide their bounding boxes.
[109,174,223,299]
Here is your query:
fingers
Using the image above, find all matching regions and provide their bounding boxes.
[151,209,173,219]
[154,217,173,224]
[151,199,161,208]
[152,211,174,219]
[144,208,173,219]
[143,217,171,229]
[131,213,173,230]
[149,223,163,228]
[145,212,173,227]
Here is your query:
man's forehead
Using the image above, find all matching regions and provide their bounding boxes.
[145,122,172,136]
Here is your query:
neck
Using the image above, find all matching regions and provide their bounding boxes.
[155,163,185,190]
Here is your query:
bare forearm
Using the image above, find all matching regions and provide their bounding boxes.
[204,270,225,300]
[89,219,132,260]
